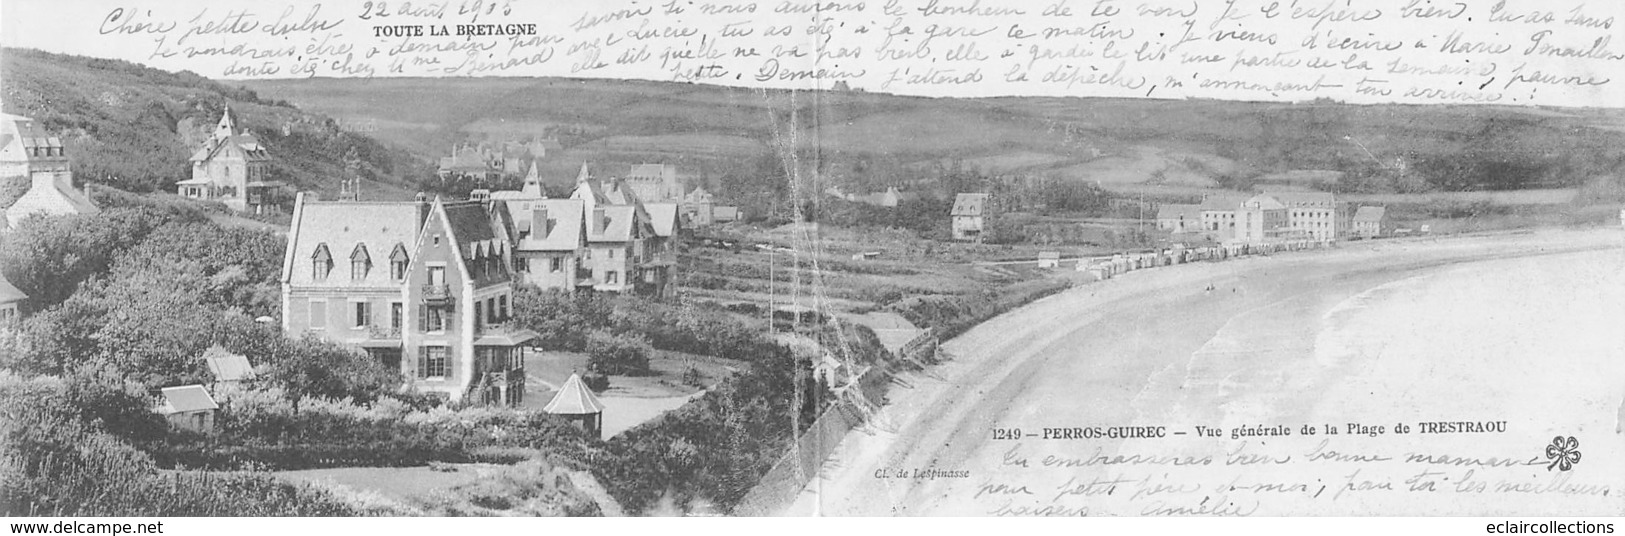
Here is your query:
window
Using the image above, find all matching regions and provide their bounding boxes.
[309,301,327,329]
[487,298,499,324]
[428,266,445,286]
[311,244,333,281]
[550,258,563,272]
[607,271,619,284]
[389,244,410,280]
[420,346,448,378]
[391,303,403,332]
[420,305,449,332]
[498,295,509,320]
[353,301,370,328]
[350,244,371,280]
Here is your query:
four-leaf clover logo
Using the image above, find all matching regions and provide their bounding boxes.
[1545,436,1581,472]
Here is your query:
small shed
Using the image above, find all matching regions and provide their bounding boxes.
[155,385,219,435]
[1037,251,1062,269]
[545,374,606,439]
[202,346,256,384]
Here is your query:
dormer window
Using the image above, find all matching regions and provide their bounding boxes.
[350,244,371,280]
[389,244,410,281]
[311,244,333,281]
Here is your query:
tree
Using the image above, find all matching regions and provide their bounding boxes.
[586,330,652,376]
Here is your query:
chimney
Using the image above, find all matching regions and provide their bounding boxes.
[532,208,549,236]
[593,208,606,234]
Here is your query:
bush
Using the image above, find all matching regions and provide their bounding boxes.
[0,373,359,516]
[582,373,610,392]
[586,331,651,376]
[152,388,595,471]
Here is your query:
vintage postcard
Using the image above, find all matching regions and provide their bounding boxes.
[0,0,1623,522]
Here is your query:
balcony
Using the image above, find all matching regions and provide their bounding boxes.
[366,324,403,340]
[474,320,539,347]
[422,284,452,304]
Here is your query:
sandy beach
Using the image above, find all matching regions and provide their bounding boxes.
[787,228,1625,516]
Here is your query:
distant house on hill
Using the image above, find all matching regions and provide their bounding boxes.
[850,186,922,208]
[153,385,219,435]
[183,107,272,212]
[1353,206,1387,239]
[1037,251,1062,269]
[1,113,97,228]
[951,193,991,242]
[624,163,684,203]
[679,186,741,226]
[0,271,26,327]
[437,145,502,183]
[545,373,606,439]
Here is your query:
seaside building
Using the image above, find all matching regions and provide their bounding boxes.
[1271,192,1347,241]
[624,163,684,203]
[680,186,741,226]
[1237,194,1290,244]
[1155,204,1204,234]
[281,193,537,405]
[182,107,273,212]
[489,164,678,298]
[1353,206,1387,239]
[951,193,991,242]
[1,113,97,228]
[437,145,503,183]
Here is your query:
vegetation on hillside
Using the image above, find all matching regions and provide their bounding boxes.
[1,48,422,199]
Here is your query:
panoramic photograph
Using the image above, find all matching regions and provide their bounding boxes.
[1,0,1623,524]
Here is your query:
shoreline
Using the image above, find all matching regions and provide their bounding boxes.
[784,225,1625,516]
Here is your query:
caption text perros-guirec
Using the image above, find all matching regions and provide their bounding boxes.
[993,421,1508,441]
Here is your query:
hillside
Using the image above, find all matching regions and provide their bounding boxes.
[0,49,425,202]
[243,77,1625,208]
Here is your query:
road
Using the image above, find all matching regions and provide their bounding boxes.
[786,228,1625,516]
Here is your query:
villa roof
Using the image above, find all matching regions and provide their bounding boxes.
[645,203,679,238]
[1269,191,1337,207]
[544,374,605,415]
[0,271,26,304]
[1243,194,1287,211]
[1199,195,1249,211]
[7,176,98,227]
[587,205,637,243]
[1156,204,1202,220]
[282,197,421,287]
[951,193,989,216]
[501,198,586,252]
[1354,206,1387,222]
